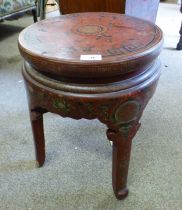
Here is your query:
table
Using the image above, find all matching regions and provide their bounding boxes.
[18,12,163,200]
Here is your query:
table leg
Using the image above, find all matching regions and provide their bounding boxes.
[30,109,45,167]
[107,122,140,199]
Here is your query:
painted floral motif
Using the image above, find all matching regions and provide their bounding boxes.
[53,98,70,114]
[28,81,146,138]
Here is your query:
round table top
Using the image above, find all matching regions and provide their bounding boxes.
[18,12,163,79]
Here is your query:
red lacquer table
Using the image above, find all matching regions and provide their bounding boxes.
[18,12,163,200]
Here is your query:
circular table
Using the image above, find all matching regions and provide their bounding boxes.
[18,12,163,200]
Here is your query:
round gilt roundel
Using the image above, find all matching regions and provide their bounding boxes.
[76,25,106,35]
[114,100,141,124]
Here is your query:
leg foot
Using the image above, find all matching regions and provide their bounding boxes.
[115,187,129,200]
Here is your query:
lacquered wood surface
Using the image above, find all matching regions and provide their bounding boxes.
[19,11,163,200]
[18,12,163,79]
[22,59,161,200]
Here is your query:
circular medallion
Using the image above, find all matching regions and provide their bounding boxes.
[115,101,141,124]
[76,24,106,35]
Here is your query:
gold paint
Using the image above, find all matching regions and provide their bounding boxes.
[77,25,106,35]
